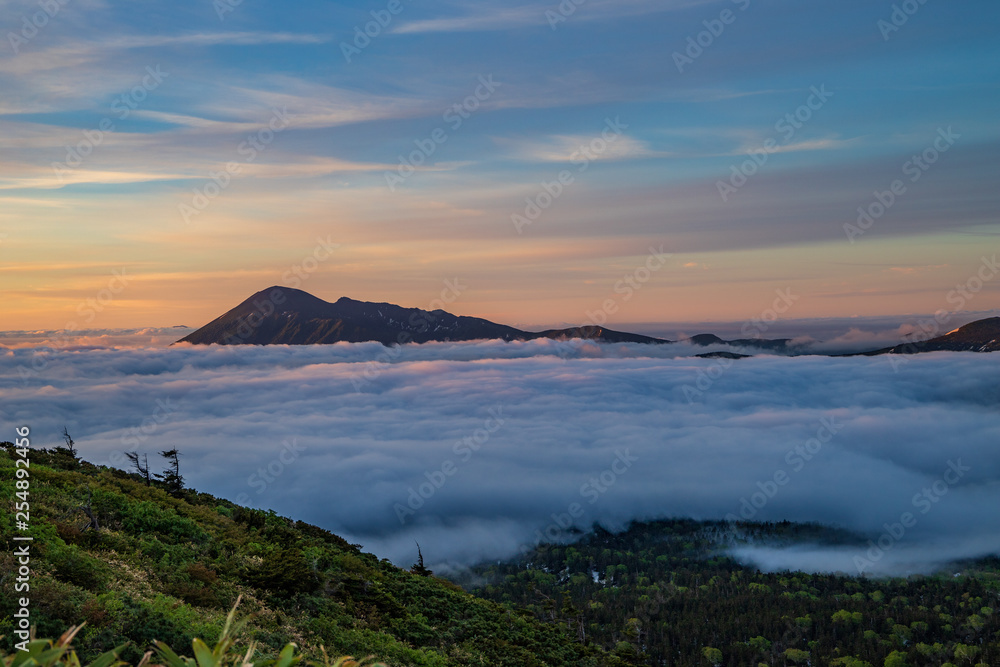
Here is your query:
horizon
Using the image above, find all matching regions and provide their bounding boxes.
[3,278,999,337]
[2,278,999,351]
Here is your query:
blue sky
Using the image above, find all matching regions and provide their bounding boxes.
[2,0,999,329]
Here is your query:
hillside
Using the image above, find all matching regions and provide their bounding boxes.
[8,442,999,667]
[0,442,619,667]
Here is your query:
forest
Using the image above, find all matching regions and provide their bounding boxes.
[462,520,1000,666]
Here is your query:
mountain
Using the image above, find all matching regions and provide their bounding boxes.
[176,286,671,346]
[696,350,751,360]
[684,332,795,353]
[865,316,1000,355]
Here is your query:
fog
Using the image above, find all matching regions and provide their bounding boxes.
[2,339,998,576]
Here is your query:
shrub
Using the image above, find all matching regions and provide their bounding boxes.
[0,601,384,667]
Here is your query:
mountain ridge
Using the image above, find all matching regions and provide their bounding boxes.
[177,286,676,347]
[863,316,1000,355]
[176,286,1000,356]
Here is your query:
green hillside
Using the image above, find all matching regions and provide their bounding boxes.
[0,442,619,667]
[6,441,1000,667]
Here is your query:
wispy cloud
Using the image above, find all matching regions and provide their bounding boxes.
[392,0,709,34]
[0,168,196,190]
[392,5,545,34]
[0,32,327,75]
[769,138,855,154]
[500,134,670,162]
[886,264,949,275]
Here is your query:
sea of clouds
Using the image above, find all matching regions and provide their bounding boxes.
[2,339,999,576]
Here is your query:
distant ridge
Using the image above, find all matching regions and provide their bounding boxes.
[863,316,1000,355]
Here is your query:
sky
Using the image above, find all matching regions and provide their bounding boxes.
[1,0,999,331]
[3,341,999,575]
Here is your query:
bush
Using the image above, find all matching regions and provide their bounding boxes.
[0,601,385,667]
[249,548,317,597]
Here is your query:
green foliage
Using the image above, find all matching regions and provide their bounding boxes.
[832,609,862,624]
[0,606,383,667]
[1,626,123,667]
[783,648,810,664]
[883,649,907,667]
[830,657,872,667]
[952,643,980,663]
[701,646,722,666]
[248,549,316,597]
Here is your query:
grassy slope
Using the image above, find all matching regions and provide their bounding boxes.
[0,444,621,667]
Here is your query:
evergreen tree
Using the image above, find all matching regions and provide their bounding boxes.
[410,542,432,577]
[54,427,81,468]
[155,448,184,495]
[61,427,77,457]
[124,451,151,486]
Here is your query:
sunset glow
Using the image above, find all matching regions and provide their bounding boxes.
[2,0,997,331]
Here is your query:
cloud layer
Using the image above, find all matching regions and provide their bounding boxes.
[2,340,999,575]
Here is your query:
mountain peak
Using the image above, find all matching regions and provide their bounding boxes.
[176,287,672,346]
